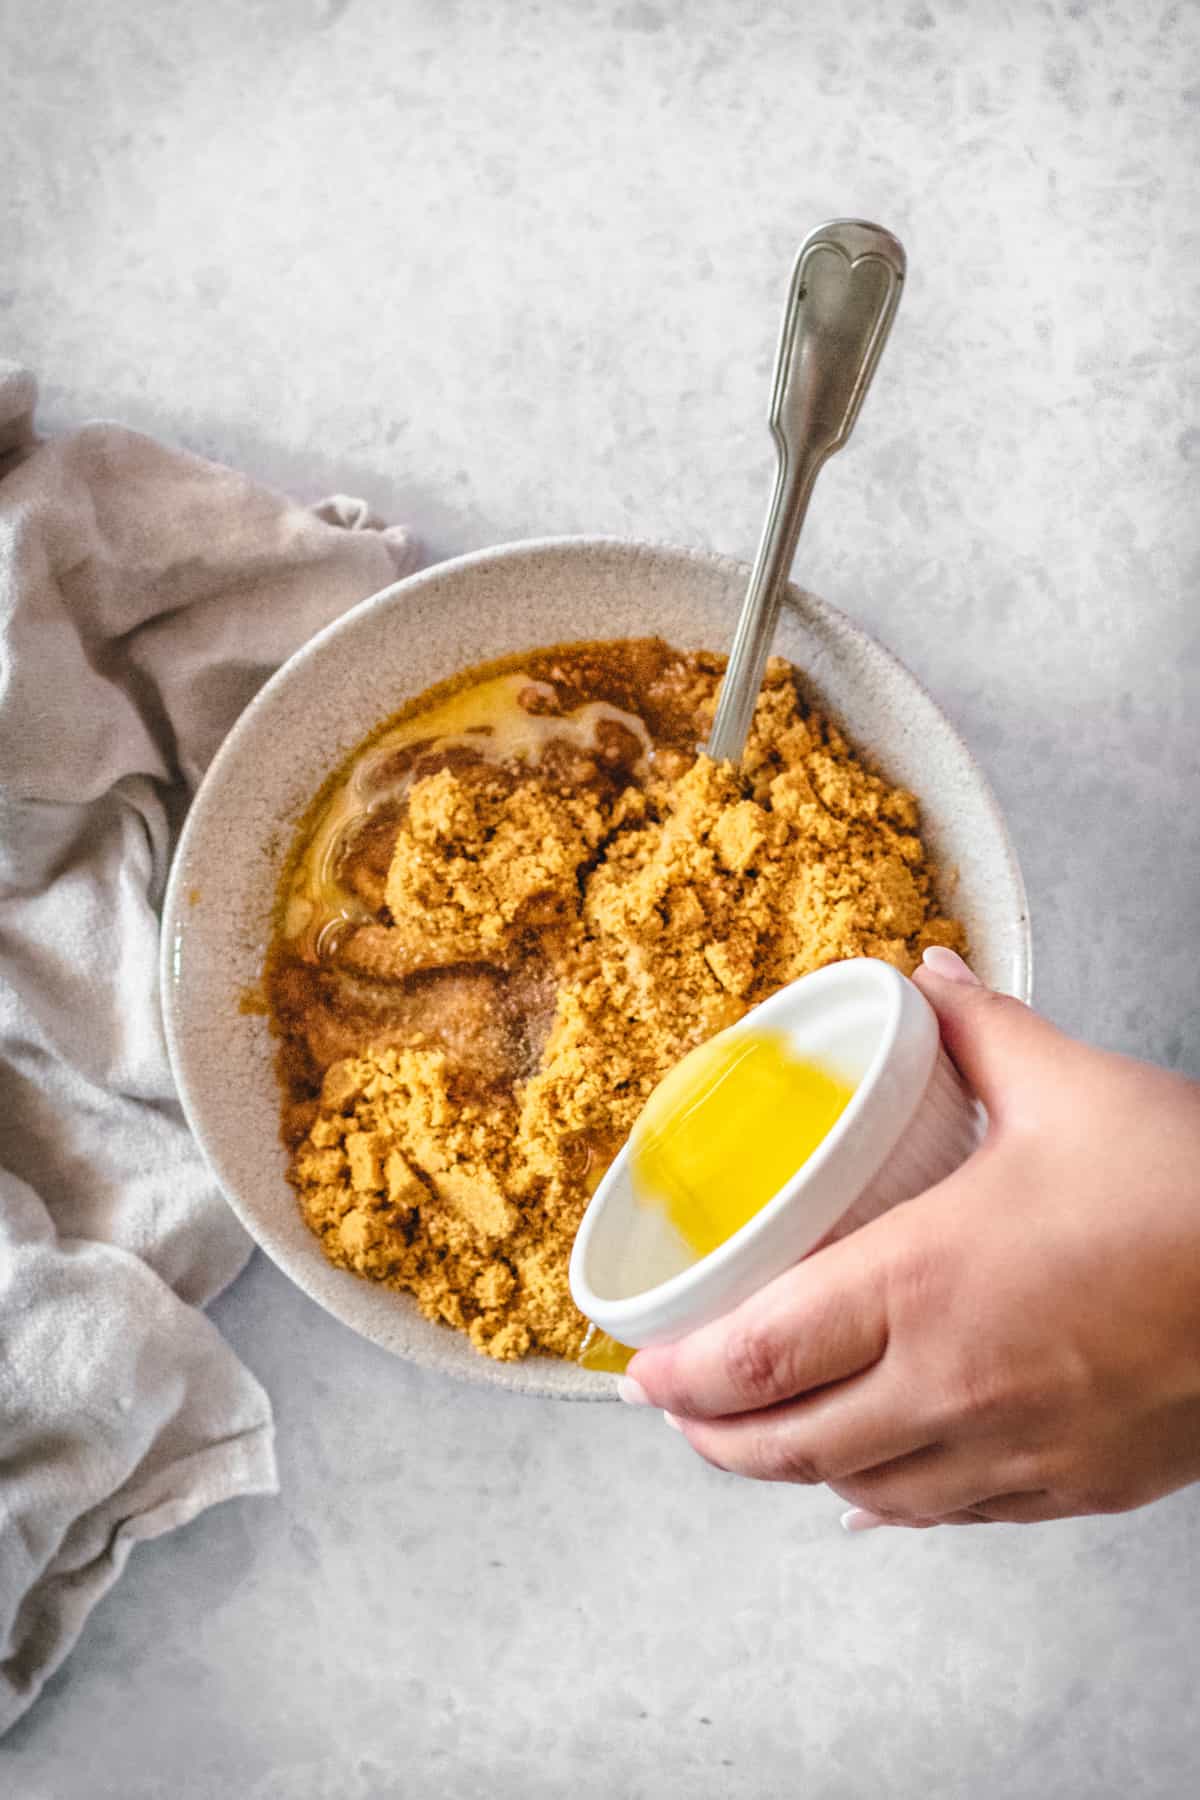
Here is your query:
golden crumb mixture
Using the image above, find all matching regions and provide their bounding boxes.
[266,640,964,1362]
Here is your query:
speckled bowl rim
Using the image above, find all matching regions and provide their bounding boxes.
[162,534,1031,1400]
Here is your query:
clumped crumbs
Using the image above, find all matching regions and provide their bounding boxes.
[272,644,965,1362]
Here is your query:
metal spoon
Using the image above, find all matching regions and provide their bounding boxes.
[705,219,906,763]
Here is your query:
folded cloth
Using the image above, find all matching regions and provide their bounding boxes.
[0,361,418,1734]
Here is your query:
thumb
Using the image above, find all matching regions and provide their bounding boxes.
[913,946,1071,1123]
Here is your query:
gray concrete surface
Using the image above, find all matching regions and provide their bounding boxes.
[2,0,1198,1794]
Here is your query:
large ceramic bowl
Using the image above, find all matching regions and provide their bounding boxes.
[162,537,1030,1400]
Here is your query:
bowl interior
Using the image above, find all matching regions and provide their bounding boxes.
[162,536,1030,1400]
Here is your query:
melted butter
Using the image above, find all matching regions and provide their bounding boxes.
[630,1030,855,1259]
[576,1325,634,1373]
[283,671,651,957]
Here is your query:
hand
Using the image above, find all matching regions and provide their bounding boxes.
[624,949,1200,1528]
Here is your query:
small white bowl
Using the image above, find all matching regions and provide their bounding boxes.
[570,958,981,1348]
[162,536,1030,1400]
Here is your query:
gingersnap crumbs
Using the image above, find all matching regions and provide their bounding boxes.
[266,640,964,1363]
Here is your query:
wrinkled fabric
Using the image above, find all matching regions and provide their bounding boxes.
[0,361,418,1732]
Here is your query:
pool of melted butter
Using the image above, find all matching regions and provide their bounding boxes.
[629,1030,855,1258]
[282,672,651,962]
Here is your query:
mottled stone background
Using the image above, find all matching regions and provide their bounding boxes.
[2,1,1198,1795]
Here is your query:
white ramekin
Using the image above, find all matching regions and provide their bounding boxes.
[569,957,981,1348]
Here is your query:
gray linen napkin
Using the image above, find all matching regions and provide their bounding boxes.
[0,361,418,1733]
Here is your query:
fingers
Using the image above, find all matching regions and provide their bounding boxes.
[667,1390,1060,1524]
[843,1507,989,1530]
[831,1442,1038,1523]
[628,1221,892,1419]
[914,952,1071,1122]
[844,1493,1059,1530]
[664,1372,936,1486]
[829,1438,1060,1526]
[963,1490,1060,1523]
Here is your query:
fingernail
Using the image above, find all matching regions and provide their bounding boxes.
[617,1376,650,1406]
[663,1412,684,1432]
[921,946,981,986]
[841,1508,888,1533]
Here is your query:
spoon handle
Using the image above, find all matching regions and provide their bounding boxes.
[705,220,906,763]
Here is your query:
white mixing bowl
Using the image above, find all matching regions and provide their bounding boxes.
[161,537,1030,1400]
